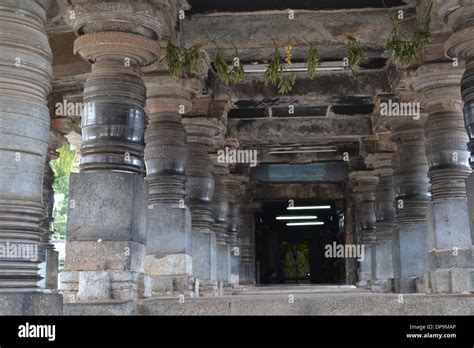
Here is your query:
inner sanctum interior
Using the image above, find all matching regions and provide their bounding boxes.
[1,0,474,315]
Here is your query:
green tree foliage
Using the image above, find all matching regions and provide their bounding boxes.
[50,144,77,239]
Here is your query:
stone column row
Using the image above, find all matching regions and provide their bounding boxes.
[410,63,473,293]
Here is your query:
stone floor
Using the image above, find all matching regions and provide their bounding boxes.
[63,285,474,315]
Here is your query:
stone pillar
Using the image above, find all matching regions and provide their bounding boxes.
[183,117,220,297]
[224,174,248,289]
[411,63,473,293]
[387,115,430,293]
[0,0,63,314]
[239,185,257,284]
[142,75,200,297]
[210,157,231,295]
[366,153,396,293]
[440,1,474,293]
[60,1,160,305]
[349,172,378,287]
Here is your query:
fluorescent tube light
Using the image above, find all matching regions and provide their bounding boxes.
[286,222,325,226]
[287,205,331,210]
[276,216,318,220]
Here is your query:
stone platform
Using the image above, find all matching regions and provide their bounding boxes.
[60,285,474,315]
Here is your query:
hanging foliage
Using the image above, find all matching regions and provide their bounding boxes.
[345,36,364,70]
[386,22,430,65]
[305,42,320,79]
[385,2,432,65]
[162,42,205,78]
[212,42,244,86]
[263,45,296,95]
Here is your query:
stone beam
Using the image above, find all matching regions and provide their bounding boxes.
[227,116,372,146]
[213,70,391,105]
[182,8,415,62]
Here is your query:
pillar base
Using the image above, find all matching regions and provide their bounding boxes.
[192,230,217,291]
[427,199,472,249]
[394,277,417,293]
[216,243,231,285]
[0,291,62,315]
[425,247,474,293]
[196,279,218,297]
[392,223,429,288]
[425,268,474,294]
[61,171,147,303]
[371,279,393,293]
[145,203,193,297]
[372,240,394,280]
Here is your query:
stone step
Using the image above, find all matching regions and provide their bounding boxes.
[233,284,368,295]
[137,292,474,316]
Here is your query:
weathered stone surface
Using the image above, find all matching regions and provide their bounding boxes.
[138,292,474,315]
[67,171,147,242]
[64,300,137,315]
[0,292,63,315]
[144,254,192,277]
[228,117,372,146]
[426,199,472,249]
[392,223,429,293]
[77,271,111,301]
[64,241,145,272]
[0,0,53,290]
[216,244,231,284]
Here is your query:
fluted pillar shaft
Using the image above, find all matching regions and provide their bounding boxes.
[142,75,198,297]
[60,0,160,304]
[183,117,220,296]
[224,175,246,288]
[366,153,396,292]
[239,187,256,284]
[388,117,430,293]
[440,1,474,246]
[349,172,378,285]
[210,157,231,292]
[411,63,473,293]
[0,0,53,290]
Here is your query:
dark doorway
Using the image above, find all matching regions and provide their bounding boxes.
[256,200,345,284]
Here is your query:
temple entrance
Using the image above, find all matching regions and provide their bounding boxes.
[255,200,345,284]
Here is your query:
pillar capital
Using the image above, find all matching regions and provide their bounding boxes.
[66,0,164,39]
[410,63,464,114]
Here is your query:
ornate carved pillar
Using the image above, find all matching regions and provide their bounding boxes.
[0,0,63,314]
[224,173,248,289]
[183,114,221,297]
[385,109,430,293]
[411,63,473,293]
[239,183,257,285]
[210,155,231,294]
[349,171,378,287]
[366,153,396,292]
[439,2,474,290]
[60,1,160,306]
[142,74,202,297]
